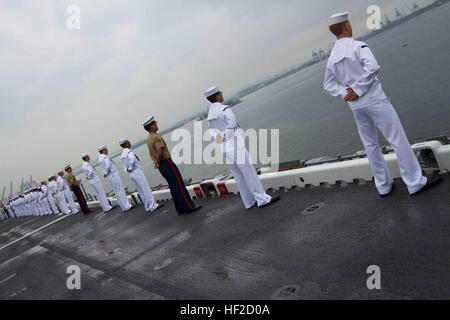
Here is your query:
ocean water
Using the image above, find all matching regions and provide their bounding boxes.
[78,3,450,197]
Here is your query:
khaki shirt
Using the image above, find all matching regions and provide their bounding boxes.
[147,133,171,162]
[66,173,79,187]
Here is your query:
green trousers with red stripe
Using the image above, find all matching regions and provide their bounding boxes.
[158,158,195,214]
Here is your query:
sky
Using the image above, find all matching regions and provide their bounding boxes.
[0,0,432,196]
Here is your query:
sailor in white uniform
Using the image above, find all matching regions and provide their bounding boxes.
[25,191,36,216]
[39,182,52,215]
[81,153,113,213]
[98,145,133,212]
[204,87,280,209]
[31,189,42,216]
[323,12,442,196]
[10,199,19,217]
[47,175,62,214]
[41,181,57,214]
[119,138,160,212]
[58,170,79,214]
[54,172,71,214]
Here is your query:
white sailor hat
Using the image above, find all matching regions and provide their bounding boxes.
[48,174,56,179]
[204,86,220,98]
[64,165,72,171]
[143,115,157,127]
[81,153,89,159]
[97,145,107,152]
[327,11,349,26]
[57,169,64,174]
[119,138,129,145]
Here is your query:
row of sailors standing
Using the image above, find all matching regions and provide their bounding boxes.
[1,108,279,220]
[2,11,444,221]
[80,139,164,214]
[0,171,80,219]
[79,116,204,216]
[1,115,203,220]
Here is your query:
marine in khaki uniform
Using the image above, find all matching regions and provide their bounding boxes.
[144,115,201,215]
[65,165,90,214]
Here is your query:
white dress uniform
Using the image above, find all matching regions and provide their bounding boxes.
[31,192,41,216]
[82,160,112,212]
[43,183,58,214]
[323,36,427,195]
[55,176,71,214]
[25,194,34,216]
[60,175,79,214]
[98,152,132,212]
[37,191,45,215]
[48,181,69,214]
[120,147,158,212]
[32,193,42,215]
[206,98,272,209]
[39,185,52,215]
[10,200,18,217]
[23,194,31,216]
[47,180,61,214]
[18,199,25,217]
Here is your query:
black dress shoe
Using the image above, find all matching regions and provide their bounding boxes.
[411,175,443,196]
[380,183,396,198]
[154,203,164,211]
[188,205,202,213]
[259,196,280,208]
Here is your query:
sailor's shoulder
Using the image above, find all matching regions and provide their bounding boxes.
[207,103,222,120]
[222,104,232,112]
[354,40,369,49]
[120,149,129,157]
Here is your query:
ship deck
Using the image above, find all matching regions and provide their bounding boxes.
[0,173,449,300]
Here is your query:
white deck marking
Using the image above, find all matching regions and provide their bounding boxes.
[0,215,70,252]
[0,254,22,269]
[10,286,27,297]
[0,273,16,285]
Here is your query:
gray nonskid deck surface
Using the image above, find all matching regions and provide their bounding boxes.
[0,174,449,300]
